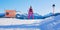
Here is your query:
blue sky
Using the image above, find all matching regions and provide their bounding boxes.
[0,0,60,15]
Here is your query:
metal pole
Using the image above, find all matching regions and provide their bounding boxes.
[52,4,55,15]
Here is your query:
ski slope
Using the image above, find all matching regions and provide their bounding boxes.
[0,15,60,30]
[0,16,53,26]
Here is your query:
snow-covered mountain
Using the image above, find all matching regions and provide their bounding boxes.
[0,13,60,19]
[43,13,60,19]
[16,13,44,19]
[16,13,60,19]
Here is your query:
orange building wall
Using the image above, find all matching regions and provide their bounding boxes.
[5,10,16,18]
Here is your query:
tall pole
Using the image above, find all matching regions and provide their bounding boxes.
[52,4,55,20]
[52,4,55,15]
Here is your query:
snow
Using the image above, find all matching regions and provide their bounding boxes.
[0,15,54,26]
[0,28,40,30]
[0,15,59,30]
[0,15,60,30]
[0,18,43,26]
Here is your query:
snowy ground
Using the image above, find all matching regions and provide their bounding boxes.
[0,17,53,26]
[0,17,55,30]
[0,18,44,30]
[0,28,40,30]
[0,18,43,26]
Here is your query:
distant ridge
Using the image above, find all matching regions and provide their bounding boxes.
[0,13,60,19]
[43,13,60,19]
[16,13,60,19]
